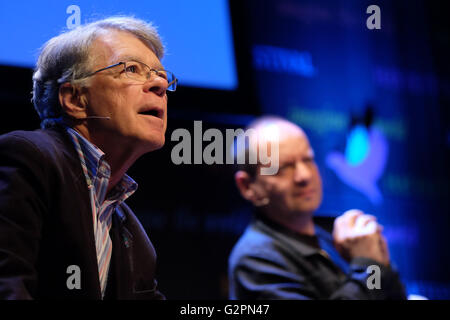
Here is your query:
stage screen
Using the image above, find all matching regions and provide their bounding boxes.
[0,0,237,90]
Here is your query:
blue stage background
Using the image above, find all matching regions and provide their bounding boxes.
[243,0,449,297]
[0,0,449,299]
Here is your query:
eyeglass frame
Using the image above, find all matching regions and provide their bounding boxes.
[82,60,178,92]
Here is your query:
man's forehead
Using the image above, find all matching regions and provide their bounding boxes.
[116,54,163,69]
[279,134,314,157]
[251,122,314,159]
[90,30,161,67]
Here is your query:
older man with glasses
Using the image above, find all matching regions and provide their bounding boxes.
[0,16,177,299]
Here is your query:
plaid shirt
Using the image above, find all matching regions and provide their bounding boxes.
[66,127,137,298]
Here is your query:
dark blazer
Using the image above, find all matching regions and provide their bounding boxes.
[228,215,406,300]
[0,126,164,299]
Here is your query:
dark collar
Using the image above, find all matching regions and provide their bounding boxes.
[253,211,323,257]
[255,212,321,249]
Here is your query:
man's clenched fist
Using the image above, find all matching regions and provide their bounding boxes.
[333,209,390,266]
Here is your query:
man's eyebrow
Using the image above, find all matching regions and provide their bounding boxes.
[117,55,164,69]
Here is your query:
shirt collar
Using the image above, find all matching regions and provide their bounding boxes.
[253,215,320,256]
[65,127,138,201]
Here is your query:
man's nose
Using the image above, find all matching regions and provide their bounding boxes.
[143,76,167,97]
[293,161,312,184]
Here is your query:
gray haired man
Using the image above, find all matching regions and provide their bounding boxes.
[0,17,177,299]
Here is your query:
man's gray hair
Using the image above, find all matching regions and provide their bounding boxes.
[32,16,165,128]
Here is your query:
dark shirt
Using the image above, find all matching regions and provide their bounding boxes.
[228,214,406,300]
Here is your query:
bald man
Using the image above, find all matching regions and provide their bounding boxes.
[228,116,406,300]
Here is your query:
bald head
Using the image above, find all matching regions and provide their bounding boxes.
[235,116,312,177]
[250,117,308,145]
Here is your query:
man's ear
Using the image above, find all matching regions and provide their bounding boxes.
[58,83,88,119]
[235,170,253,201]
[235,170,267,206]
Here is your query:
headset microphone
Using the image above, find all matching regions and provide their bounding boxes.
[77,116,111,120]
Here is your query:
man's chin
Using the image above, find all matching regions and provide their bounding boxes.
[291,201,321,216]
[136,133,165,153]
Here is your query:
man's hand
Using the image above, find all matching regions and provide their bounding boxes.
[332,209,390,266]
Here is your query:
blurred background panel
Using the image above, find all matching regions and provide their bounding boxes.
[0,0,237,89]
[241,0,450,299]
[0,0,449,299]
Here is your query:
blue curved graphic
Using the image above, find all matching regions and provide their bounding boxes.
[326,127,388,204]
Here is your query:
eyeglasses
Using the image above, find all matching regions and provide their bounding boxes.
[84,60,178,91]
